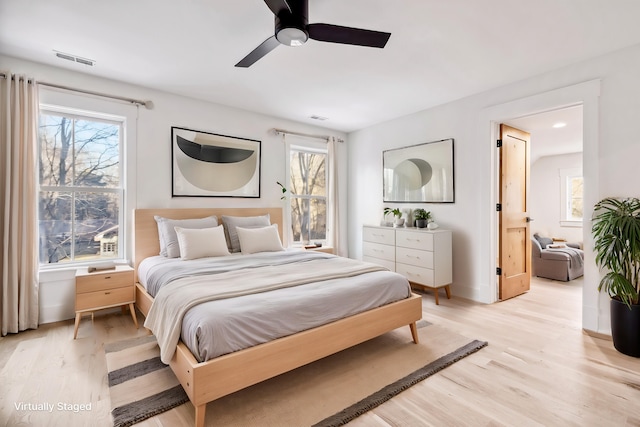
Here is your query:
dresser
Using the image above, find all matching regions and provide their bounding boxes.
[74,265,138,338]
[363,225,452,304]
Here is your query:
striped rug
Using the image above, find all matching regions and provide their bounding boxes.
[105,322,487,427]
[104,334,189,427]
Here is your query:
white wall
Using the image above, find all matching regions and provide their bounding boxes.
[1,55,348,323]
[348,43,640,335]
[530,153,583,244]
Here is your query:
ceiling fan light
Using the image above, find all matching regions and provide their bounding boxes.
[277,27,308,46]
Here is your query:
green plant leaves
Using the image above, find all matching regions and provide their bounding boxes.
[592,197,640,307]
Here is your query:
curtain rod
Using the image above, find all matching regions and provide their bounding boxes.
[0,72,153,109]
[272,128,344,143]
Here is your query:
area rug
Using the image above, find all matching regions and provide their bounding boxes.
[105,321,487,427]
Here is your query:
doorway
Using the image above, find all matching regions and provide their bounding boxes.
[480,79,600,331]
[500,106,584,305]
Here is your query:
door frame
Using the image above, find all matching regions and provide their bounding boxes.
[479,79,600,331]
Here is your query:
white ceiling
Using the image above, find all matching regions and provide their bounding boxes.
[1,1,640,133]
[506,105,583,162]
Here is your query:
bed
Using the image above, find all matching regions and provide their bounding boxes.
[133,208,423,427]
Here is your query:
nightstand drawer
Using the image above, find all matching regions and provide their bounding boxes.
[76,286,134,311]
[396,230,433,251]
[395,263,435,287]
[396,247,434,269]
[76,271,133,294]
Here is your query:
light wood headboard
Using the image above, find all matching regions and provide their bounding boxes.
[133,208,284,279]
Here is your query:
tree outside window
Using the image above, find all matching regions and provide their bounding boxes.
[289,148,327,244]
[38,111,123,264]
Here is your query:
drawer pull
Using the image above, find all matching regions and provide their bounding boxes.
[406,254,420,259]
[104,291,111,295]
[104,276,111,279]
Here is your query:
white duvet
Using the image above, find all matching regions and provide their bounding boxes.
[142,251,412,363]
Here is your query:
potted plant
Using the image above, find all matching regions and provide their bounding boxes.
[383,207,404,227]
[413,208,431,228]
[592,197,640,357]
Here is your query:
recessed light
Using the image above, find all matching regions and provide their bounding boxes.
[552,122,567,128]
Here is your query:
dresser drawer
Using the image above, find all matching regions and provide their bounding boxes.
[396,247,434,269]
[395,263,435,287]
[363,227,395,245]
[76,270,133,294]
[76,286,134,311]
[396,230,433,251]
[363,256,396,272]
[363,241,395,262]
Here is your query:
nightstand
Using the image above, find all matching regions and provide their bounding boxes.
[74,265,138,339]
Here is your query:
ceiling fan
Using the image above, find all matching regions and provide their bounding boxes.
[235,0,391,67]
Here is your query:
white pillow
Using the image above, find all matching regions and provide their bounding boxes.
[236,225,284,254]
[154,215,218,258]
[174,225,230,260]
[221,214,271,253]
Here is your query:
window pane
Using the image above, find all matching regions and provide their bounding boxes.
[75,192,120,260]
[74,119,120,187]
[569,177,583,220]
[291,197,326,243]
[290,151,326,197]
[39,114,73,186]
[39,191,73,263]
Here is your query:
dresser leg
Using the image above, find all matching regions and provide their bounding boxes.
[445,285,451,299]
[434,288,440,305]
[73,313,81,339]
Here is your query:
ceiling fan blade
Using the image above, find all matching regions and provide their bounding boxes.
[308,23,391,48]
[235,36,280,68]
[263,0,291,16]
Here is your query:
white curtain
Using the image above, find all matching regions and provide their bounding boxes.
[0,71,39,336]
[327,137,342,256]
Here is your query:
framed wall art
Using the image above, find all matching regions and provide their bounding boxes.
[383,138,454,203]
[171,126,261,198]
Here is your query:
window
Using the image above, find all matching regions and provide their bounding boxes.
[38,109,124,264]
[560,168,583,227]
[288,145,327,244]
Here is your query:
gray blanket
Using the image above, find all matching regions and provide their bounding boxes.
[547,247,583,268]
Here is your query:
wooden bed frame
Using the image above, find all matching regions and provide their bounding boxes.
[133,208,423,427]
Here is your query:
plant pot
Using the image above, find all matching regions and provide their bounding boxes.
[394,218,405,227]
[610,298,640,357]
[415,219,427,228]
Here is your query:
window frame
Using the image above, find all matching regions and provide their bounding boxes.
[559,167,583,228]
[37,90,137,270]
[285,140,329,246]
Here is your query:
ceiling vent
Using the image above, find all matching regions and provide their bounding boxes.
[54,51,95,66]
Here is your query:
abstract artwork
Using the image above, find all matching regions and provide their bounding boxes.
[171,126,261,197]
[383,138,454,203]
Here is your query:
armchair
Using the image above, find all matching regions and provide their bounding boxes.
[531,234,584,281]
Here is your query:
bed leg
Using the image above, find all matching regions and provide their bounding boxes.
[195,404,206,427]
[409,322,419,344]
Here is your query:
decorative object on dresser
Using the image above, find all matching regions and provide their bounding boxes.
[383,138,455,203]
[413,208,431,228]
[74,265,138,339]
[171,126,261,198]
[363,226,453,304]
[383,207,405,227]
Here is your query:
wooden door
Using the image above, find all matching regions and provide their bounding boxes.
[498,124,531,300]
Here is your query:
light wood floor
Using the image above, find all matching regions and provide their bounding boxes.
[1,277,639,426]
